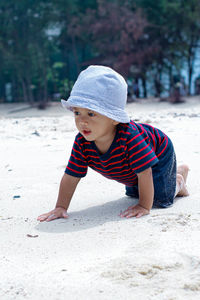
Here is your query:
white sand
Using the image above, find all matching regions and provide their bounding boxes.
[1,97,200,300]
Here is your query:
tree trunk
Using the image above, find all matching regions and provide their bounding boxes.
[186,35,197,96]
[141,75,147,98]
[27,75,34,104]
[40,65,48,108]
[154,63,163,98]
[21,78,29,102]
[168,66,173,96]
[187,55,193,96]
[44,76,48,103]
[72,36,80,75]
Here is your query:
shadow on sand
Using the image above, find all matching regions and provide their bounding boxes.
[35,196,139,233]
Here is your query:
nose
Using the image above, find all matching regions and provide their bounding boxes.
[79,116,88,125]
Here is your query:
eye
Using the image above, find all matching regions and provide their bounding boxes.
[74,111,80,116]
[88,112,95,117]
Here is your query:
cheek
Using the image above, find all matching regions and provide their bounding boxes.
[74,118,79,127]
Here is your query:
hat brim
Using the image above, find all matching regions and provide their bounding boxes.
[61,98,130,123]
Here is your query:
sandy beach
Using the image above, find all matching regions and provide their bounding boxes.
[1,97,200,300]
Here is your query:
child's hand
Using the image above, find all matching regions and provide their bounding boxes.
[119,204,149,218]
[37,207,68,222]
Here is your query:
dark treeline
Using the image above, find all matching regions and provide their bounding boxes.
[0,0,200,104]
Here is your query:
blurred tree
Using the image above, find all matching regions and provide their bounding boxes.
[0,0,55,104]
[0,0,200,103]
[165,0,200,95]
[54,0,97,80]
[68,0,159,97]
[134,0,200,96]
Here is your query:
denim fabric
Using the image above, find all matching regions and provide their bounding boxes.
[125,140,177,208]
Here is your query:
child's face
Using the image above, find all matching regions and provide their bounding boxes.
[73,107,118,143]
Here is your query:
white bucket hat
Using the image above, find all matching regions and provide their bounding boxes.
[61,65,130,123]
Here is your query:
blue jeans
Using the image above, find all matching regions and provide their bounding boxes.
[125,144,177,208]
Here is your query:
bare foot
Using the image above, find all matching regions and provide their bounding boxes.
[177,164,189,183]
[176,164,189,196]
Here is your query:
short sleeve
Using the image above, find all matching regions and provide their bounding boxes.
[126,126,159,173]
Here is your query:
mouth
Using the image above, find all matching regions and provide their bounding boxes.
[82,129,91,136]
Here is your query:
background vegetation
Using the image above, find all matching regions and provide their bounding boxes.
[0,0,200,104]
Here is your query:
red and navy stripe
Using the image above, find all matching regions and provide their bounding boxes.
[65,121,169,186]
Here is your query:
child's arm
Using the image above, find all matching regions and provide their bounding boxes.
[120,167,154,218]
[37,173,81,222]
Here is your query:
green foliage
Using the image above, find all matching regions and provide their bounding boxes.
[134,0,200,94]
[0,0,55,102]
[0,0,200,102]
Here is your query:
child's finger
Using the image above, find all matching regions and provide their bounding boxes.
[121,209,137,218]
[37,214,49,222]
[126,210,138,218]
[119,210,129,217]
[119,208,130,216]
[136,210,149,218]
[135,212,144,218]
[46,213,58,222]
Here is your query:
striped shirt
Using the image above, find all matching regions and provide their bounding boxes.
[65,121,169,187]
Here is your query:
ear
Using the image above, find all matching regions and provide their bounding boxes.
[112,120,119,126]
